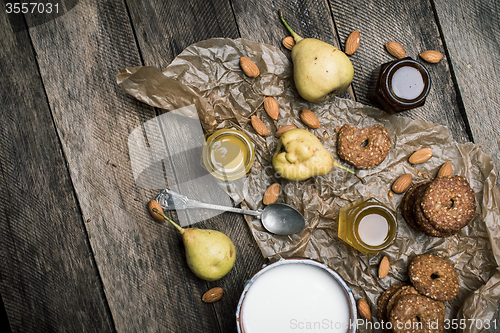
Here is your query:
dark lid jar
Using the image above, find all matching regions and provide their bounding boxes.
[369,57,431,114]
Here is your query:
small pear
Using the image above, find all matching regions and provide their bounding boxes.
[279,10,354,103]
[149,201,236,281]
[182,227,236,281]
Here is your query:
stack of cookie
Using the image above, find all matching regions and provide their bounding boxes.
[377,254,459,333]
[401,176,476,237]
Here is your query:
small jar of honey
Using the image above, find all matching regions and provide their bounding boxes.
[338,198,397,255]
[202,127,255,182]
[369,57,431,114]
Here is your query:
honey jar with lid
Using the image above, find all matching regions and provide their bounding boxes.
[338,198,397,255]
[369,57,431,114]
[202,127,256,182]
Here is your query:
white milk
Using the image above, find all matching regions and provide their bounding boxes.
[240,263,352,333]
[357,214,389,246]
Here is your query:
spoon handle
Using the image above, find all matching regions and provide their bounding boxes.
[185,200,262,218]
[155,188,262,218]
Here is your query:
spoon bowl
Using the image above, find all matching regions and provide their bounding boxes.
[261,203,305,235]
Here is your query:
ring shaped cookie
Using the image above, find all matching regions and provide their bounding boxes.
[337,124,391,169]
[377,282,408,323]
[421,176,476,233]
[401,182,429,233]
[390,294,445,333]
[412,183,455,238]
[385,285,419,320]
[408,254,459,301]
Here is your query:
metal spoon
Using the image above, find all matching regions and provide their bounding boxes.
[155,188,305,235]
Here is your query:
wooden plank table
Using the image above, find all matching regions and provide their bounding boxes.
[1,0,499,332]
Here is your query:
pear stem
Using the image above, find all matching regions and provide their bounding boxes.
[332,160,366,184]
[153,208,185,234]
[279,9,303,43]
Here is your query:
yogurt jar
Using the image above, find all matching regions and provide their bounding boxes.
[236,258,357,333]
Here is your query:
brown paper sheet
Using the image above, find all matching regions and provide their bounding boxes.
[118,38,500,332]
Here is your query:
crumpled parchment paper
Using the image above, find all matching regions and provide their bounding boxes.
[118,38,500,332]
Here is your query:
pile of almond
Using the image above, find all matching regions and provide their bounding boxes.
[389,148,452,198]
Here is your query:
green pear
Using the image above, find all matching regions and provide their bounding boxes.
[181,227,236,281]
[279,10,354,103]
[150,203,236,281]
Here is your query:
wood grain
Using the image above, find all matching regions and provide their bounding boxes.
[433,0,500,180]
[126,0,240,68]
[23,1,221,332]
[126,1,267,331]
[0,9,113,333]
[328,0,470,143]
[433,0,500,322]
[22,0,266,332]
[1,0,499,332]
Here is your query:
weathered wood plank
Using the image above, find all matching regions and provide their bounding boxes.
[21,0,268,331]
[0,9,114,333]
[432,0,500,324]
[328,0,470,144]
[125,1,267,332]
[23,1,223,332]
[126,0,240,68]
[432,0,500,179]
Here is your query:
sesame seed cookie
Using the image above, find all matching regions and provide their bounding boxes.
[337,124,391,169]
[408,254,459,302]
[389,294,445,333]
[377,282,409,323]
[401,182,430,233]
[412,183,454,238]
[421,176,476,233]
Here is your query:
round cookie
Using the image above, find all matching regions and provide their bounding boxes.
[337,124,391,169]
[401,182,429,233]
[408,254,459,301]
[377,282,409,323]
[421,176,476,233]
[389,294,445,333]
[412,183,454,238]
[385,285,419,320]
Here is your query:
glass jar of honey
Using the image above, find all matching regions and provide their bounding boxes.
[369,57,431,114]
[338,198,397,255]
[202,127,255,182]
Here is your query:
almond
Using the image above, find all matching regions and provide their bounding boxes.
[275,125,297,138]
[345,30,360,55]
[282,36,295,50]
[420,50,443,63]
[263,183,280,205]
[240,57,260,78]
[251,116,269,136]
[264,96,280,120]
[378,256,390,279]
[392,173,412,194]
[148,200,165,222]
[357,298,372,321]
[202,287,223,303]
[437,161,452,177]
[409,148,433,164]
[385,41,406,59]
[300,109,320,129]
